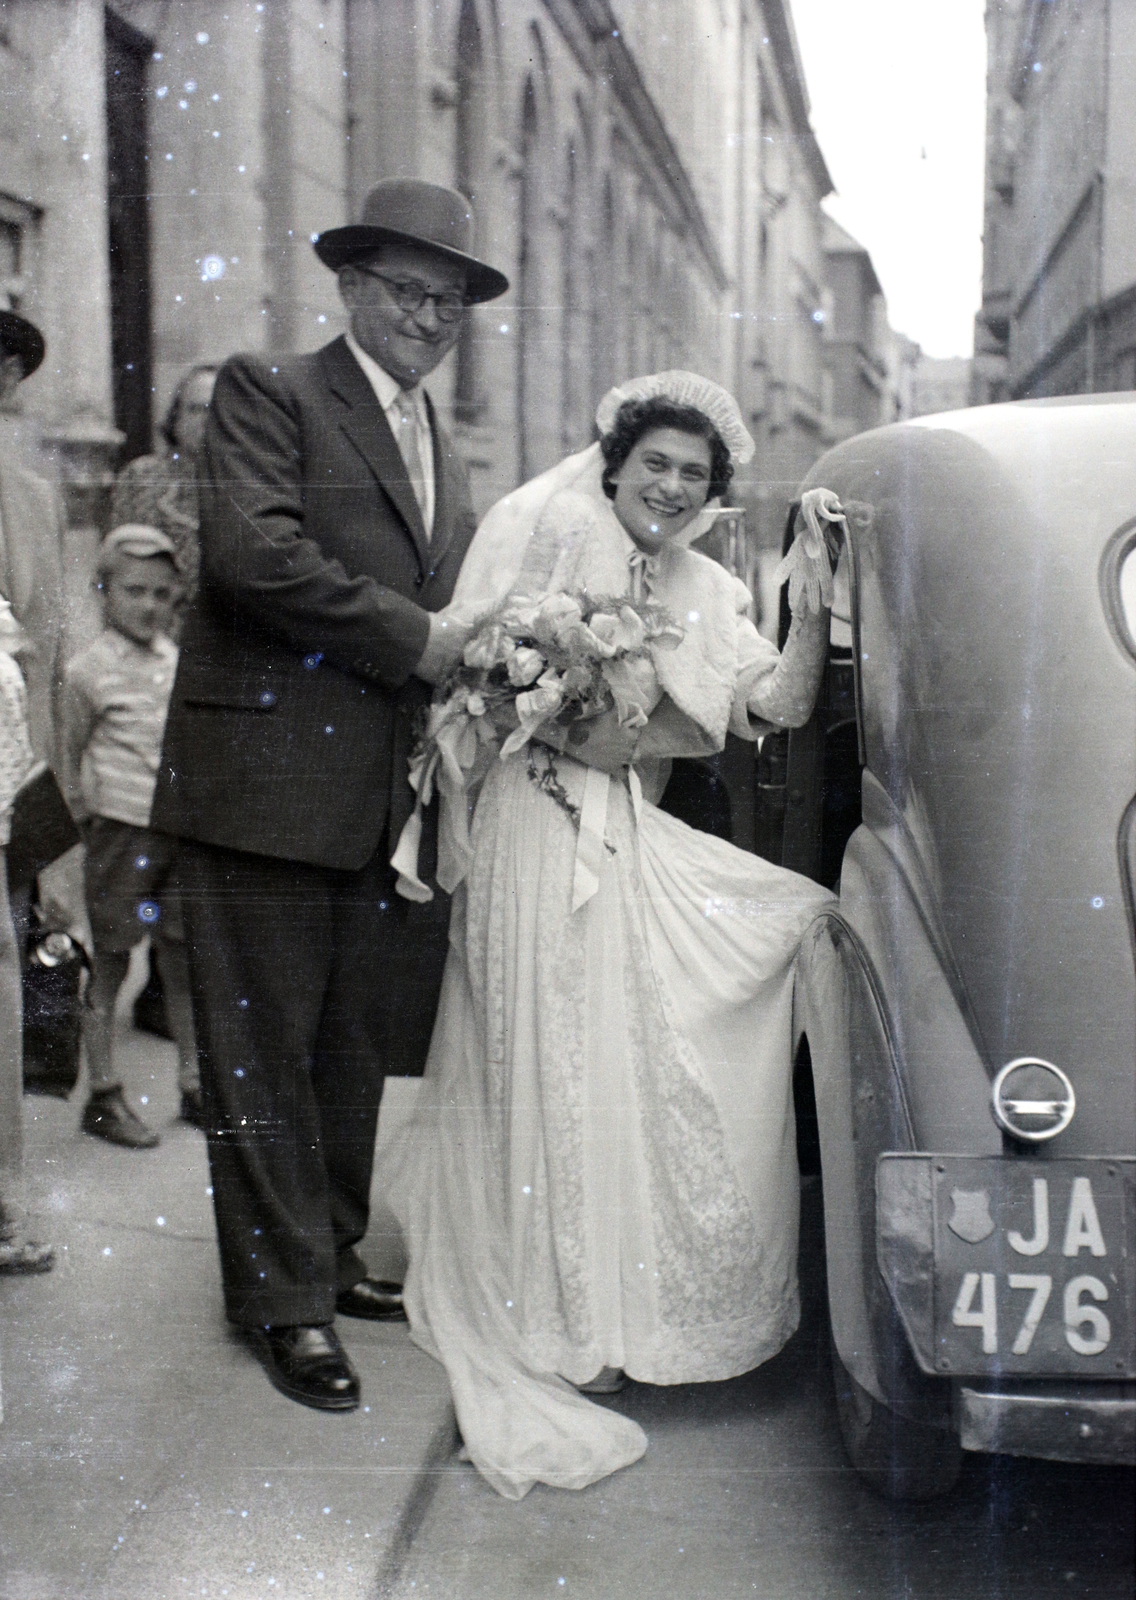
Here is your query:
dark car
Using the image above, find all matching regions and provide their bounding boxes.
[776,395,1136,1497]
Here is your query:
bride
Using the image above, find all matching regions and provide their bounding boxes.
[391,370,840,1499]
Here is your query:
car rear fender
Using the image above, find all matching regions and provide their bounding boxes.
[796,816,994,1421]
[798,909,944,1422]
[839,773,1000,1154]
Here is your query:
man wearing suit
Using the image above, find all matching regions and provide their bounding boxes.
[152,181,508,1410]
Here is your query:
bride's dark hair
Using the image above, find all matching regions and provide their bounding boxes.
[599,397,734,504]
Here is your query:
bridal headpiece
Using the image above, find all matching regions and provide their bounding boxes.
[595,371,755,466]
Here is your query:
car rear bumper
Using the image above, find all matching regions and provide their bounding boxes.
[956,1381,1136,1464]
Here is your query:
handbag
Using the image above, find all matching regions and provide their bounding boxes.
[22,916,88,1098]
[6,762,80,889]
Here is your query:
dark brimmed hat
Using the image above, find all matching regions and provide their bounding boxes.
[313,178,509,304]
[0,308,45,379]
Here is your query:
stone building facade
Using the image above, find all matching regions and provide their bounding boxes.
[820,214,888,440]
[973,0,1136,402]
[910,354,973,419]
[818,215,921,440]
[1,0,836,545]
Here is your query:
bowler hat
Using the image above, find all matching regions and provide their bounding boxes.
[0,308,45,380]
[314,178,508,303]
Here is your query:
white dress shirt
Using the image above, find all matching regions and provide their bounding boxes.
[344,330,435,539]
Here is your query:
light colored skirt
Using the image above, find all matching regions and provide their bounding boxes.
[391,755,833,1499]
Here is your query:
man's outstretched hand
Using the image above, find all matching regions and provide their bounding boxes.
[415,613,473,685]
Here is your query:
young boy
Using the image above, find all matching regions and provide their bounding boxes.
[61,525,200,1149]
[0,594,53,1271]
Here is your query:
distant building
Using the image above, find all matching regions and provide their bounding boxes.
[1,0,837,551]
[819,214,923,438]
[911,355,973,418]
[974,0,1136,402]
[819,214,888,439]
[883,328,923,423]
[748,4,835,546]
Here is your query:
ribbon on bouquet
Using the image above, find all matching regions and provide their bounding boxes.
[393,716,650,912]
[569,764,646,913]
[390,750,439,903]
[390,718,482,903]
[571,767,610,912]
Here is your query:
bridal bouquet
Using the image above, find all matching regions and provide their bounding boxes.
[393,591,683,901]
[409,590,683,807]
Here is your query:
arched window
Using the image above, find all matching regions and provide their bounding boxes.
[517,76,539,481]
[560,144,577,454]
[515,52,561,481]
[626,220,644,378]
[455,0,488,422]
[561,139,592,453]
[648,221,665,371]
[593,176,617,400]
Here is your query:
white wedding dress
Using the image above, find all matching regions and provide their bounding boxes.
[390,457,834,1499]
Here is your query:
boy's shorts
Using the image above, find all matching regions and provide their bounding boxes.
[82,817,185,954]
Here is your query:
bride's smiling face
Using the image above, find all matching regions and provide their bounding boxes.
[610,427,714,553]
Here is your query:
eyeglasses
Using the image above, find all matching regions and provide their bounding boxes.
[352,267,466,324]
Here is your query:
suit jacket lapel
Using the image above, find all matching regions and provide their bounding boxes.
[321,338,430,573]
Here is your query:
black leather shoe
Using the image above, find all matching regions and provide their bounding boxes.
[248,1324,360,1411]
[335,1277,406,1321]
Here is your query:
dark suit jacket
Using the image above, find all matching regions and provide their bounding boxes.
[152,336,477,871]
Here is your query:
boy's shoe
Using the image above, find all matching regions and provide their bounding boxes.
[81,1087,160,1149]
[179,1087,206,1128]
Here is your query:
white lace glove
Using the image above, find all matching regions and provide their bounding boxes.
[773,488,847,618]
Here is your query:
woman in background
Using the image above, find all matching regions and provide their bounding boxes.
[111,363,218,612]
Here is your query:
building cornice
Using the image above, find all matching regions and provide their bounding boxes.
[1012,172,1101,322]
[1010,0,1048,105]
[758,0,833,197]
[540,0,596,72]
[1010,275,1136,397]
[551,0,729,289]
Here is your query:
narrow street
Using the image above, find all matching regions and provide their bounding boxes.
[0,999,453,1600]
[2,1009,1133,1600]
[389,1181,1136,1599]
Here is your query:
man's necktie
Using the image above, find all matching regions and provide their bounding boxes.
[392,391,428,531]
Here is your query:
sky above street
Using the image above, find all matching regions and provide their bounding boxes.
[790,0,987,359]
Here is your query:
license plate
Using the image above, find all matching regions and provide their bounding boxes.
[931,1157,1136,1377]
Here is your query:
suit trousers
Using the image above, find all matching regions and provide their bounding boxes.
[177,829,450,1328]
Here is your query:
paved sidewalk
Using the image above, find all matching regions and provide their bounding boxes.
[0,1019,452,1600]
